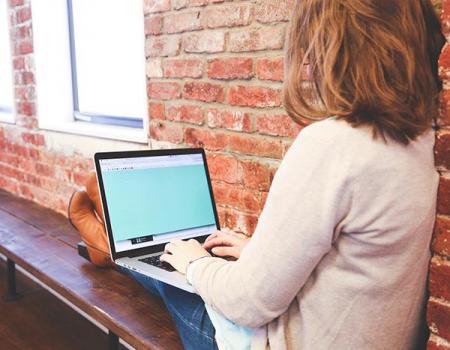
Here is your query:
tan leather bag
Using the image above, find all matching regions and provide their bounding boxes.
[68,172,113,267]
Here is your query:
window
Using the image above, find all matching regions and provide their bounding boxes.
[32,0,148,143]
[0,0,14,123]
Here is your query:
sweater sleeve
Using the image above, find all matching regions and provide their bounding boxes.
[191,122,353,328]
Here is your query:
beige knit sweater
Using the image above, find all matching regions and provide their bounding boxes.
[191,118,438,350]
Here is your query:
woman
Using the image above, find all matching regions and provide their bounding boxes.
[125,1,445,349]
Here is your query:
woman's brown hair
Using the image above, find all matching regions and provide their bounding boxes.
[283,0,445,144]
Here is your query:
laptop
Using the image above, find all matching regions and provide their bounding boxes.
[94,148,220,293]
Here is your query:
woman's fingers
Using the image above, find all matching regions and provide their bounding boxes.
[203,236,236,249]
[159,253,174,264]
[204,230,220,243]
[211,246,239,258]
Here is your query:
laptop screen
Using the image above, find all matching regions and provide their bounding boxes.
[98,152,217,253]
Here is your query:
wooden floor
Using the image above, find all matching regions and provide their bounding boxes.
[0,258,127,350]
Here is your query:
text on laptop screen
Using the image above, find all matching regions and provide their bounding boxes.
[99,153,216,252]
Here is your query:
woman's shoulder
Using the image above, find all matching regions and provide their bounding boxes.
[289,117,435,177]
[290,117,360,154]
[296,117,435,152]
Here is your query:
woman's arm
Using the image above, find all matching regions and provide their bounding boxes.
[190,122,353,328]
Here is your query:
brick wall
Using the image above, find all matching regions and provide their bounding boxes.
[429,1,450,348]
[1,1,449,348]
[143,0,301,234]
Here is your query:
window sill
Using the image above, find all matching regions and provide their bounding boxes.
[39,120,148,144]
[0,111,15,124]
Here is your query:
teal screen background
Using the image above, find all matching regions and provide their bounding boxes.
[102,164,216,241]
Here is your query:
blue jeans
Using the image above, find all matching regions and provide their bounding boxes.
[118,266,218,350]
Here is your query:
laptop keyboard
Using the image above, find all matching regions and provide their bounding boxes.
[139,254,176,272]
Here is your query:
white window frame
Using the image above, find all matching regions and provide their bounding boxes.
[0,0,15,124]
[32,0,148,143]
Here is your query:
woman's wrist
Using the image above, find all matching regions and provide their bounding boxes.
[186,255,211,286]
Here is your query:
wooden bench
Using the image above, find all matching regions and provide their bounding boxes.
[0,188,183,350]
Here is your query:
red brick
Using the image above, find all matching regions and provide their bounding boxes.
[38,150,69,167]
[440,90,450,127]
[16,116,38,129]
[35,162,55,177]
[15,71,34,85]
[16,101,35,116]
[9,0,25,6]
[162,58,203,78]
[148,102,165,120]
[238,212,259,235]
[184,128,227,151]
[71,158,93,172]
[73,171,90,187]
[144,16,163,35]
[0,151,19,166]
[438,176,450,215]
[15,40,33,55]
[254,0,295,23]
[436,131,450,170]
[217,206,238,231]
[439,43,450,80]
[229,85,281,108]
[228,134,283,158]
[241,160,274,191]
[19,183,35,200]
[12,57,25,69]
[433,215,450,257]
[173,0,208,10]
[183,31,225,53]
[10,143,29,158]
[16,7,31,23]
[167,105,204,125]
[0,175,18,193]
[206,153,240,184]
[207,109,253,132]
[183,81,225,103]
[428,299,450,341]
[212,181,263,213]
[428,337,450,350]
[150,120,184,144]
[207,57,253,80]
[163,11,202,34]
[146,36,181,57]
[13,24,32,40]
[28,148,39,160]
[21,132,45,146]
[257,114,302,138]
[15,86,35,100]
[429,257,450,301]
[17,157,33,172]
[201,4,251,28]
[147,82,181,100]
[442,0,450,38]
[216,206,258,235]
[229,25,285,52]
[256,57,284,81]
[144,0,171,13]
[0,163,24,181]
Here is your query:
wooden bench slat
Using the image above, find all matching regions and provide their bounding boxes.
[0,189,183,350]
[0,190,81,248]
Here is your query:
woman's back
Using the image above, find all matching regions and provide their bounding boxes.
[276,118,438,349]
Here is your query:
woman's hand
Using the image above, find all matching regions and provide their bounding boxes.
[160,239,211,274]
[202,230,250,259]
